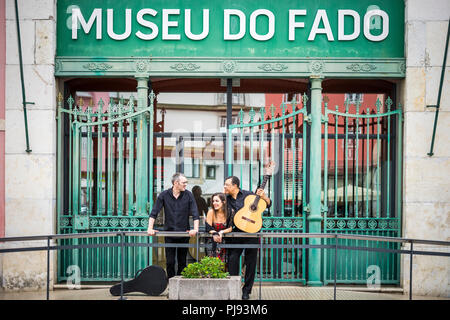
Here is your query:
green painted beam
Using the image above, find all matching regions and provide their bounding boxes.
[55,57,406,79]
[307,76,323,286]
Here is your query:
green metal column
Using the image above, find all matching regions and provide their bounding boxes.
[307,76,323,286]
[136,77,149,215]
[136,76,152,267]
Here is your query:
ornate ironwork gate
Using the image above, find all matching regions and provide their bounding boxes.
[227,95,309,283]
[56,91,154,282]
[56,88,402,285]
[322,97,403,284]
[226,94,402,284]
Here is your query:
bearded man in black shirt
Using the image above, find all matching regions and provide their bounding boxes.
[147,173,199,278]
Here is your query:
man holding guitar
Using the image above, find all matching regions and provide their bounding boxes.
[223,172,271,300]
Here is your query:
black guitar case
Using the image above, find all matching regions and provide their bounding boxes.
[110,265,168,296]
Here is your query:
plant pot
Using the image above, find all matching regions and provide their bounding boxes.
[168,276,241,300]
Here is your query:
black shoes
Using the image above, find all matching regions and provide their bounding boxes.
[242,292,250,300]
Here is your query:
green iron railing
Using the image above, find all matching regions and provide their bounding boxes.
[2,231,448,300]
[227,95,309,283]
[55,90,403,284]
[226,94,402,284]
[56,92,154,281]
[322,96,403,284]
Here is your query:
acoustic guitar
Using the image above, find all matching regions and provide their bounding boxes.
[233,161,275,233]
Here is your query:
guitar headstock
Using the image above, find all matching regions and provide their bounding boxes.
[264,160,276,176]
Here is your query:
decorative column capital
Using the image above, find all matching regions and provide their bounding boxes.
[135,77,149,94]
[135,74,150,83]
[309,76,324,89]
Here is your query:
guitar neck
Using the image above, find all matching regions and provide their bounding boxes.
[249,174,271,211]
[258,175,270,191]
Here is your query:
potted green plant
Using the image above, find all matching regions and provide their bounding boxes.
[168,257,241,300]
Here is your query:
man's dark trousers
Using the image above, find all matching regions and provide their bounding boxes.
[227,237,259,295]
[165,236,190,278]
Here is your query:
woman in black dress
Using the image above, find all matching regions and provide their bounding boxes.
[205,192,234,266]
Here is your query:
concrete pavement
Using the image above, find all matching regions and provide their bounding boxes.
[0,285,448,300]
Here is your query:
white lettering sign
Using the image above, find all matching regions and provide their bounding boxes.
[338,10,360,41]
[107,9,132,40]
[224,9,246,40]
[136,9,158,40]
[364,10,389,41]
[288,10,306,41]
[162,9,180,40]
[72,8,102,39]
[185,9,210,40]
[308,10,334,41]
[249,9,275,41]
[70,8,390,43]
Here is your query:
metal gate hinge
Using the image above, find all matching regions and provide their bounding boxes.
[304,115,312,123]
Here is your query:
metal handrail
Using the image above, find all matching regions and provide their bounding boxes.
[1,231,449,301]
[1,231,449,246]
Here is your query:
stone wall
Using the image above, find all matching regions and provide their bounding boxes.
[402,0,450,297]
[2,0,56,291]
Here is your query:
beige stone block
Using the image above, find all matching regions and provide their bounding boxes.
[5,64,55,110]
[425,67,450,111]
[403,202,449,241]
[5,199,55,237]
[404,67,426,112]
[403,157,450,203]
[35,20,55,65]
[403,111,450,157]
[1,242,54,291]
[5,154,55,200]
[4,65,21,109]
[406,21,426,68]
[402,246,450,298]
[5,109,56,154]
[406,0,450,21]
[5,0,55,21]
[5,19,35,65]
[426,21,450,67]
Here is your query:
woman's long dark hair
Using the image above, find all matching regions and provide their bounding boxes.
[210,192,227,225]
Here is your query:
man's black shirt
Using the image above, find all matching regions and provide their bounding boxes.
[226,189,253,213]
[226,189,271,212]
[150,188,199,231]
